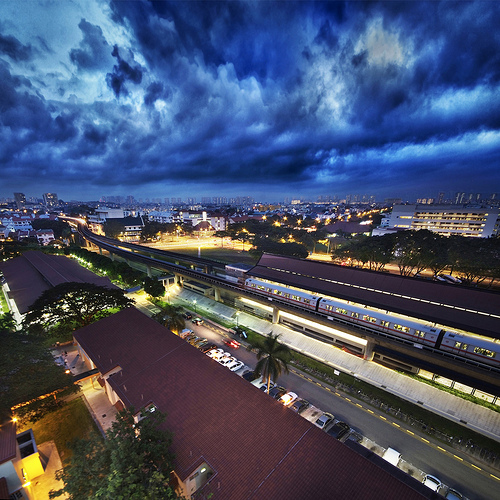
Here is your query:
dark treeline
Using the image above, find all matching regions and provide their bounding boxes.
[331,229,500,286]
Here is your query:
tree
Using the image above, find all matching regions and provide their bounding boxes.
[22,282,135,334]
[51,407,181,499]
[152,304,185,334]
[253,333,292,394]
[0,311,16,333]
[1,330,79,423]
[102,219,124,238]
[143,277,165,298]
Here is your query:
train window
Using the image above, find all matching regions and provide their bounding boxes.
[380,320,390,327]
[415,330,426,338]
[454,342,462,349]
[336,307,348,315]
[291,295,299,301]
[461,344,468,350]
[394,324,410,333]
[474,347,495,358]
[284,293,290,299]
[267,288,272,293]
[303,299,310,305]
[351,312,359,318]
[363,315,377,323]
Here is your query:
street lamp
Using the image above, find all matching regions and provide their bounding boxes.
[193,299,197,313]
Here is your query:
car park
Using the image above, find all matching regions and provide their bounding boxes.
[326,421,350,441]
[192,317,203,325]
[290,399,310,414]
[314,412,334,430]
[228,360,245,372]
[279,392,299,406]
[422,475,442,492]
[223,338,241,349]
[269,385,287,400]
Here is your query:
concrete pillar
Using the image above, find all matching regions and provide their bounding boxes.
[363,340,375,361]
[146,264,152,278]
[99,247,103,255]
[272,306,280,324]
[214,287,221,302]
[174,274,182,285]
[110,252,115,261]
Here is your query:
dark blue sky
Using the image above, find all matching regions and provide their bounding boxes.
[1,1,499,202]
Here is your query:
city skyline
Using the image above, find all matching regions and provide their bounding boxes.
[1,1,499,201]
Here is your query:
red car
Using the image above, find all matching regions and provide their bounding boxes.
[223,338,240,349]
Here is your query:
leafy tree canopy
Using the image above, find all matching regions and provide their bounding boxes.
[50,407,181,500]
[0,330,78,423]
[143,276,165,298]
[0,311,17,333]
[22,282,134,334]
[102,219,124,238]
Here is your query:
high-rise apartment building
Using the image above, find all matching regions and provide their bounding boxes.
[13,193,26,210]
[43,192,59,208]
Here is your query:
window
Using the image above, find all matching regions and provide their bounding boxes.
[415,330,426,338]
[336,307,348,315]
[474,347,495,358]
[380,320,390,327]
[394,324,410,333]
[363,315,377,323]
[351,312,359,319]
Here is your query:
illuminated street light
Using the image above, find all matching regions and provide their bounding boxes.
[193,299,197,313]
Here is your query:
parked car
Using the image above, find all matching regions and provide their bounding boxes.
[445,488,463,500]
[219,356,237,367]
[192,338,208,347]
[187,336,201,345]
[269,385,287,400]
[200,343,217,353]
[279,392,299,406]
[223,338,241,349]
[182,312,193,320]
[206,348,224,358]
[326,421,350,440]
[179,328,194,339]
[228,360,245,372]
[242,370,257,382]
[184,334,197,343]
[314,412,334,430]
[290,399,310,414]
[192,317,203,325]
[422,475,442,492]
[251,378,274,392]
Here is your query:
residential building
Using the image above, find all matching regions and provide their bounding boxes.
[42,193,58,209]
[13,193,26,211]
[386,204,500,237]
[73,308,428,500]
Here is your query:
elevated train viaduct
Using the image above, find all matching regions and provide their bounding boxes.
[78,225,500,397]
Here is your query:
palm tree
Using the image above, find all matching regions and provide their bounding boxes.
[254,332,292,393]
[152,304,185,334]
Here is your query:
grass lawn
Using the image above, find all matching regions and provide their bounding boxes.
[25,397,100,464]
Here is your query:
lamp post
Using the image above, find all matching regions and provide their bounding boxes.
[193,299,197,313]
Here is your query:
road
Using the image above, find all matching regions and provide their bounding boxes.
[187,318,499,500]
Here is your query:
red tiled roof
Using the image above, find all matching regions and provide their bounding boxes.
[0,477,9,498]
[249,254,500,339]
[0,421,17,465]
[0,251,119,314]
[74,308,427,500]
[323,221,369,233]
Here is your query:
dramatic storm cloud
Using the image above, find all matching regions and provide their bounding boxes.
[0,1,499,201]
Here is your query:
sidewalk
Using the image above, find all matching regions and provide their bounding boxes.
[175,289,500,443]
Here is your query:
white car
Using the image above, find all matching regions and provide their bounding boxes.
[314,412,334,430]
[218,356,236,366]
[422,474,442,492]
[212,350,231,361]
[279,392,299,406]
[227,360,244,372]
[206,348,223,358]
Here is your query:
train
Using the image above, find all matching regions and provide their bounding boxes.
[243,278,500,368]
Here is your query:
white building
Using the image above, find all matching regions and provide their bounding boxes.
[386,205,500,237]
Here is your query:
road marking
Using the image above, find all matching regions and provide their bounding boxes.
[453,455,463,461]
[306,377,312,382]
[437,446,446,452]
[325,387,332,392]
[345,398,351,402]
[471,464,481,471]
[392,422,400,427]
[421,438,429,443]
[356,403,362,408]
[490,474,500,481]
[379,416,387,420]
[334,392,340,397]
[367,409,374,414]
[406,430,414,435]
[316,382,322,387]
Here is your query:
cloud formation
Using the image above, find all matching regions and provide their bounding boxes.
[0,0,499,201]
